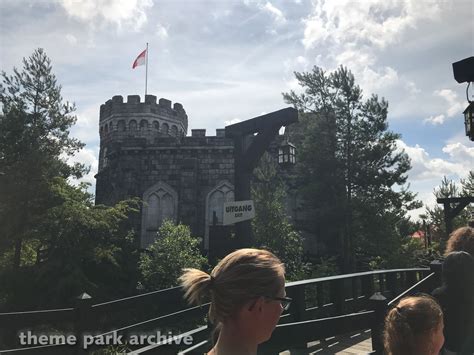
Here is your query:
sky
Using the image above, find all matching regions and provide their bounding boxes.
[1,0,473,220]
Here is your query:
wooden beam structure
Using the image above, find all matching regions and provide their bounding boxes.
[437,196,474,238]
[225,107,298,247]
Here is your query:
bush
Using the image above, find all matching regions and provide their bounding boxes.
[138,221,208,291]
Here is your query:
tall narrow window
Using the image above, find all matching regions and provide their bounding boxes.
[205,181,234,250]
[141,182,178,248]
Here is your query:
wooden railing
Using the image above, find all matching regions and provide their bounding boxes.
[0,261,442,355]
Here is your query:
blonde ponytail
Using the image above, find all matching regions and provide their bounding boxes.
[179,268,213,306]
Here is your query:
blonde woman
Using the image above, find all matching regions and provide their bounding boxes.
[179,248,290,355]
[384,295,445,355]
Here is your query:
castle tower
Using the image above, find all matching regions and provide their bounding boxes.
[95,94,236,250]
[97,94,188,171]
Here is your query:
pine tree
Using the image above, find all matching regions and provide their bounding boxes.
[0,48,85,268]
[283,66,421,271]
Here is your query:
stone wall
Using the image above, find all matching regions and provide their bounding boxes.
[95,125,235,248]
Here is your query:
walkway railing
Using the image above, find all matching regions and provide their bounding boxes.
[0,261,442,355]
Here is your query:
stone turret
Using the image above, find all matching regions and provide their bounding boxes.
[98,95,188,145]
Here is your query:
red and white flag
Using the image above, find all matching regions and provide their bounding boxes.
[132,49,147,69]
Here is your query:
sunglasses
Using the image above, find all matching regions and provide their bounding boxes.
[264,296,292,311]
[248,295,293,312]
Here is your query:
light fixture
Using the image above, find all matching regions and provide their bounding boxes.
[463,101,474,141]
[278,140,296,165]
[452,56,474,141]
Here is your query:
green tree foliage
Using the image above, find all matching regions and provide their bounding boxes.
[0,178,140,308]
[283,66,421,271]
[251,153,306,281]
[138,221,208,291]
[0,48,85,268]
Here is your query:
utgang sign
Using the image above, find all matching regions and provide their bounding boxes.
[223,200,255,225]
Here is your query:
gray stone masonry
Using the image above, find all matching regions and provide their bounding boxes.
[96,95,235,241]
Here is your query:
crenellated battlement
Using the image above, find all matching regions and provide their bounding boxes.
[99,94,189,142]
[100,95,186,122]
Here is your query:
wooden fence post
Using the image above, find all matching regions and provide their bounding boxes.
[370,292,388,355]
[74,292,93,355]
[362,274,374,298]
[386,272,398,298]
[331,279,345,315]
[430,260,443,290]
[287,285,305,322]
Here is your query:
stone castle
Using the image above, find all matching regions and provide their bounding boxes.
[94,94,309,255]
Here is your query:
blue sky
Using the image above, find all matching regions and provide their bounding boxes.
[1,0,473,220]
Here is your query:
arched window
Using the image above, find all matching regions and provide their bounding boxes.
[101,147,108,169]
[153,121,159,130]
[129,120,137,130]
[140,119,149,130]
[204,181,234,250]
[170,125,178,137]
[162,123,169,134]
[117,120,126,131]
[141,181,178,248]
[104,124,109,133]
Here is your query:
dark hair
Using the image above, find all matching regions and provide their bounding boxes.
[445,227,474,256]
[442,251,474,290]
[384,295,443,355]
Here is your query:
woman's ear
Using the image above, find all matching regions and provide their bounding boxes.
[254,297,265,312]
[248,296,265,313]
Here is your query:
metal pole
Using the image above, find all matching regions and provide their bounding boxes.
[145,42,148,97]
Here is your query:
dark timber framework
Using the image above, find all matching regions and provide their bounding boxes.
[225,107,298,247]
[437,196,474,238]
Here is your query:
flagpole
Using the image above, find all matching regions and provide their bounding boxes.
[145,42,148,97]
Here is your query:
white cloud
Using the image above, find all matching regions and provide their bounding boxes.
[299,0,443,103]
[424,114,445,125]
[334,47,376,70]
[59,0,153,31]
[424,89,465,126]
[63,146,98,193]
[76,148,98,188]
[70,105,100,145]
[302,15,329,49]
[65,34,77,45]
[283,55,309,75]
[156,24,168,39]
[435,89,464,117]
[302,0,441,50]
[333,46,400,92]
[442,142,474,164]
[397,139,472,182]
[396,138,473,220]
[296,56,307,66]
[361,66,399,92]
[261,1,287,25]
[405,81,420,95]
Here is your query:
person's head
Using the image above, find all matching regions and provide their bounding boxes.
[445,226,474,256]
[442,251,474,290]
[179,248,286,344]
[384,295,444,355]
